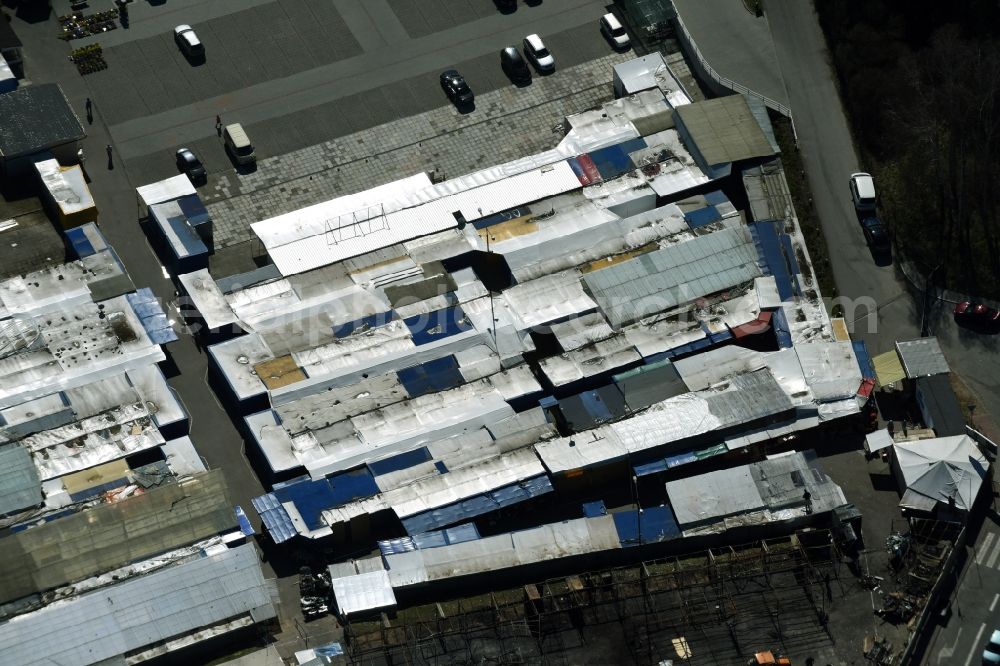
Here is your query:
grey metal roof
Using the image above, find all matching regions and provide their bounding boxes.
[614,359,690,411]
[915,374,966,437]
[667,465,765,527]
[896,337,950,378]
[675,95,774,166]
[0,443,40,516]
[0,544,276,666]
[0,84,85,160]
[582,226,761,327]
[0,469,236,604]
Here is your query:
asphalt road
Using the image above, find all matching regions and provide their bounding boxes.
[926,507,1000,666]
[761,1,1000,661]
[763,0,1000,433]
[85,0,615,163]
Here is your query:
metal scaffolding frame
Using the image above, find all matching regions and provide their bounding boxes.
[341,531,845,665]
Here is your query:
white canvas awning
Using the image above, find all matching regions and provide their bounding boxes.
[864,429,894,454]
[894,435,988,511]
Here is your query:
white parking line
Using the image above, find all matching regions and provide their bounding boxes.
[965,623,986,666]
[986,540,1000,569]
[991,593,999,612]
[977,533,996,565]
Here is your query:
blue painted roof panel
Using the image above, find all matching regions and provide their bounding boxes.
[368,447,431,476]
[251,493,297,544]
[405,306,472,346]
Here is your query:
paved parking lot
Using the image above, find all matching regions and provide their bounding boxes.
[86,0,363,126]
[100,0,616,173]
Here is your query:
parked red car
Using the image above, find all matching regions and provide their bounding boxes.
[954,301,1000,324]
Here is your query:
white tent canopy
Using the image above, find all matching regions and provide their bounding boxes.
[893,435,988,511]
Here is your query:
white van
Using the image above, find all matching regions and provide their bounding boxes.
[223,123,255,166]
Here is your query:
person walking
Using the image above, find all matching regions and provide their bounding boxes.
[85,97,93,124]
[106,144,113,170]
[215,115,222,137]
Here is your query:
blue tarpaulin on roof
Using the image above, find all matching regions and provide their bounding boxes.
[272,469,380,530]
[773,308,793,348]
[405,306,472,346]
[368,447,431,476]
[853,340,875,379]
[65,222,110,259]
[235,505,255,536]
[612,505,681,547]
[397,355,465,398]
[378,523,481,555]
[65,226,95,257]
[685,206,722,228]
[588,138,648,180]
[703,190,729,206]
[333,311,394,338]
[750,221,797,301]
[582,500,607,518]
[176,194,211,227]
[127,288,178,344]
[400,474,554,534]
[166,214,208,259]
[251,493,297,544]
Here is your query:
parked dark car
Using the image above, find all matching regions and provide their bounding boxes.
[500,46,531,83]
[954,301,1000,326]
[860,217,890,253]
[175,148,206,183]
[440,69,474,106]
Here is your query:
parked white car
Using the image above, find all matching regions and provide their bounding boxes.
[522,34,554,72]
[174,25,204,58]
[849,172,876,214]
[600,13,630,50]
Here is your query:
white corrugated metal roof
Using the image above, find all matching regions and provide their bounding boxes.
[666,465,765,527]
[252,173,432,249]
[794,341,861,402]
[259,162,582,277]
[673,345,765,391]
[178,269,238,330]
[534,428,629,474]
[896,337,950,378]
[539,334,641,386]
[503,270,597,329]
[389,447,545,518]
[136,174,196,207]
[330,569,396,617]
